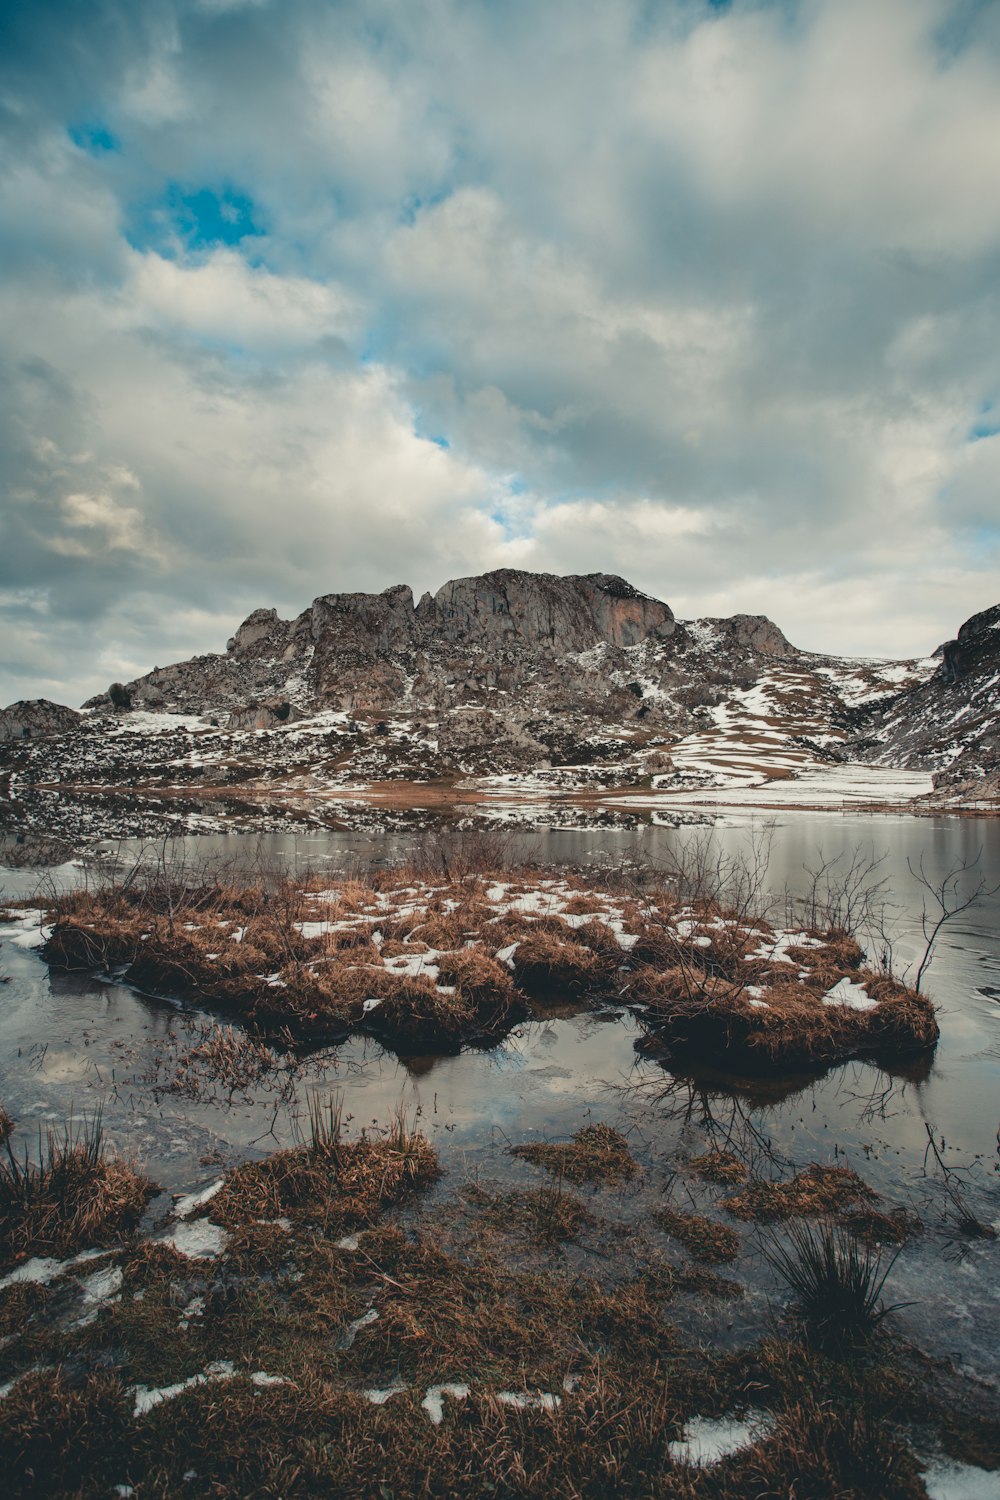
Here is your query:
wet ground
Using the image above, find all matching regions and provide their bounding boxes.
[1,812,999,1388]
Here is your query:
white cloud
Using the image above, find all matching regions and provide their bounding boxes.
[125,248,360,354]
[1,0,999,704]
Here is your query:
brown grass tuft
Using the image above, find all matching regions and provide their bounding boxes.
[510,1124,637,1185]
[211,1113,439,1234]
[655,1206,741,1263]
[721,1164,876,1224]
[512,932,616,1001]
[0,1112,154,1268]
[688,1149,746,1186]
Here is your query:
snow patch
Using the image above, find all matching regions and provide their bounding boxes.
[421,1382,471,1425]
[823,978,878,1012]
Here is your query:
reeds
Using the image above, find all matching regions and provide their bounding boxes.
[764,1219,906,1350]
[0,1107,152,1263]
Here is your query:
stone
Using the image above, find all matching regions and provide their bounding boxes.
[0,699,82,742]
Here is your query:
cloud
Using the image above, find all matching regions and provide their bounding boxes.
[0,0,998,705]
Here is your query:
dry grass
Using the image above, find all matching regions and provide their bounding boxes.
[39,868,940,1068]
[721,1165,877,1224]
[510,1124,638,1185]
[0,1111,153,1267]
[167,1023,289,1100]
[0,1106,970,1500]
[655,1206,741,1264]
[210,1108,440,1234]
[512,931,617,1000]
[688,1150,746,1186]
[633,965,938,1073]
[463,1180,595,1244]
[0,1105,12,1144]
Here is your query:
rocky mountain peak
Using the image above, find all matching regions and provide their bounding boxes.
[938,602,1000,683]
[427,569,674,653]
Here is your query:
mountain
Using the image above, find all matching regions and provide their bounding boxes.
[843,602,1000,803]
[0,570,996,847]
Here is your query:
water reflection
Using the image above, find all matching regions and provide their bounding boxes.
[1,811,999,1378]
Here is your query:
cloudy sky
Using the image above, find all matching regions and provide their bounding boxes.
[2,0,999,705]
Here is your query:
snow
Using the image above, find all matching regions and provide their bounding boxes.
[0,1247,112,1290]
[4,912,54,949]
[133,1361,236,1417]
[667,1413,771,1467]
[339,1307,379,1350]
[922,1458,1000,1500]
[173,1180,224,1219]
[496,1390,561,1412]
[647,762,934,809]
[823,977,878,1012]
[74,1264,123,1326]
[131,1362,286,1417]
[746,931,820,964]
[421,1382,471,1425]
[111,711,213,734]
[383,950,441,981]
[364,1382,407,1406]
[158,1218,228,1259]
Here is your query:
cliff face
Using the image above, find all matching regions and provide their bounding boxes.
[86,570,681,719]
[9,570,993,845]
[427,571,674,652]
[0,700,81,742]
[843,602,1000,798]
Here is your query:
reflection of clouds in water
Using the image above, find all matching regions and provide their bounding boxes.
[36,1048,96,1083]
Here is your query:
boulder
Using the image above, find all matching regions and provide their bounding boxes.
[0,699,82,742]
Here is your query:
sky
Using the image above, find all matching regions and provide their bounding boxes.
[2,0,1000,707]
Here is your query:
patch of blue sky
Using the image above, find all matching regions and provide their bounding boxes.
[398,186,452,226]
[490,508,520,540]
[125,184,264,258]
[411,415,451,449]
[68,121,120,155]
[934,0,996,64]
[968,415,999,443]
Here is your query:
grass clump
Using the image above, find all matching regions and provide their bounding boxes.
[0,1105,12,1144]
[0,1109,154,1269]
[655,1206,741,1264]
[511,931,617,1001]
[41,868,942,1070]
[462,1181,594,1245]
[0,1367,132,1500]
[721,1163,875,1223]
[764,1219,906,1352]
[734,1393,926,1498]
[510,1124,637,1185]
[688,1149,745,1185]
[211,1105,439,1235]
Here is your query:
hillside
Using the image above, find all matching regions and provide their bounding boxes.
[0,570,996,848]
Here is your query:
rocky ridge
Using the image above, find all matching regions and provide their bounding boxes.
[0,570,996,846]
[843,603,1000,802]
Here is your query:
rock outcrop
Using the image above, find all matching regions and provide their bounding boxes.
[6,570,995,845]
[85,570,680,721]
[844,601,1000,798]
[0,700,81,742]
